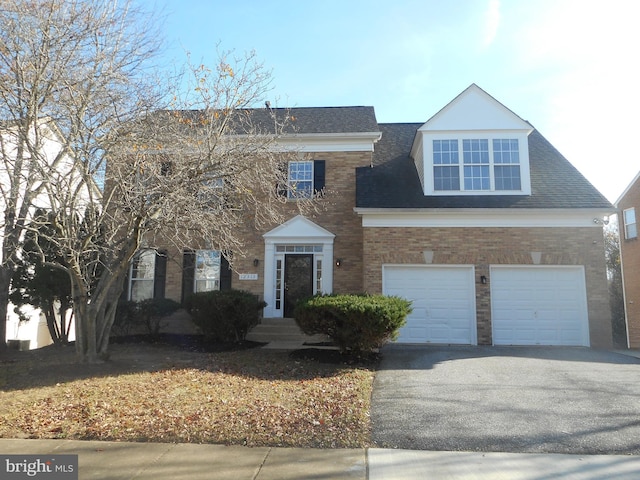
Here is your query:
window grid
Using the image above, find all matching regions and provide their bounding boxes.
[463,139,490,190]
[288,161,313,199]
[624,208,638,239]
[316,258,323,293]
[194,250,221,293]
[433,140,460,191]
[275,259,282,310]
[130,249,155,301]
[276,245,323,253]
[432,138,522,192]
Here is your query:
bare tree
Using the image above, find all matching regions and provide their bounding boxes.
[0,0,162,355]
[0,1,311,362]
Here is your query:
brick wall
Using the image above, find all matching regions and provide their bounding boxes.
[160,150,370,303]
[618,178,640,347]
[362,226,612,347]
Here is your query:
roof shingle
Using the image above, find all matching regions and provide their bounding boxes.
[356,123,612,209]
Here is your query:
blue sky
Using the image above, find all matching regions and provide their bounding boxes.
[141,0,640,204]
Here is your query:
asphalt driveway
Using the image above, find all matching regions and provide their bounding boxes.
[371,345,640,454]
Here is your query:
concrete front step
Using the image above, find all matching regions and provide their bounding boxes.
[246,318,328,345]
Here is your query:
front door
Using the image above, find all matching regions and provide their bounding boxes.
[284,254,314,317]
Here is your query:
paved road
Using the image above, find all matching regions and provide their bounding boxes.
[372,345,640,454]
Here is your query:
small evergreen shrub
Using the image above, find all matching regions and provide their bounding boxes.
[186,289,266,342]
[137,298,181,336]
[112,298,181,337]
[294,294,412,355]
[112,300,138,337]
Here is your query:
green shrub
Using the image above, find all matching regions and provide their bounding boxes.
[112,300,138,337]
[112,298,181,337]
[294,294,412,355]
[137,298,181,336]
[186,289,266,342]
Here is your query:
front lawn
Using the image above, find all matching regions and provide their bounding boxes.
[0,339,375,448]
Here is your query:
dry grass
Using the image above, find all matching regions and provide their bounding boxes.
[0,340,375,448]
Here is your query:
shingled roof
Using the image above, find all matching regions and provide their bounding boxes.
[356,123,612,209]
[156,106,380,136]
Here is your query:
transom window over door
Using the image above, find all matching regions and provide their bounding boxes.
[432,138,522,192]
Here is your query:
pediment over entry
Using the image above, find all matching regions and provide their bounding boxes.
[263,215,335,241]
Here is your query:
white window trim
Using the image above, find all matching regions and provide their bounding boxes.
[624,207,638,239]
[128,249,156,301]
[422,132,531,196]
[193,249,221,293]
[287,160,314,199]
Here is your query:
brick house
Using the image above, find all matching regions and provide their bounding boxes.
[616,171,640,348]
[128,84,614,347]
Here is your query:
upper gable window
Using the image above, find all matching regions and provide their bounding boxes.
[624,207,637,239]
[431,137,523,193]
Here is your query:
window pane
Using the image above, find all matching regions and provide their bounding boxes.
[433,140,458,165]
[434,165,460,190]
[131,281,154,302]
[288,161,314,199]
[624,208,637,239]
[463,139,488,164]
[464,165,490,190]
[194,250,220,292]
[495,165,522,190]
[493,138,519,164]
[130,249,155,301]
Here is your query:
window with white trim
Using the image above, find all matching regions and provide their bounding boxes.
[129,249,156,301]
[194,249,221,292]
[288,161,313,199]
[624,207,637,239]
[432,138,522,192]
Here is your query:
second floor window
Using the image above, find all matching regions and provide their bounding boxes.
[284,160,325,199]
[288,161,313,199]
[624,207,637,239]
[433,138,521,192]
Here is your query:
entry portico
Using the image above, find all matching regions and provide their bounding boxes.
[263,215,335,318]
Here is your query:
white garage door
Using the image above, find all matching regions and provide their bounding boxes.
[383,266,476,344]
[491,266,589,346]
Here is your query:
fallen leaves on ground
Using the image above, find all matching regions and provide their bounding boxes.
[0,343,375,448]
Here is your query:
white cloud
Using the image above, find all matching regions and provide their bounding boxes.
[482,0,501,49]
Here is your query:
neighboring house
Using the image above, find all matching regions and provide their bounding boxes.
[1,119,90,349]
[616,171,640,348]
[128,84,614,347]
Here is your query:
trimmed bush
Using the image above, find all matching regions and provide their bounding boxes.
[137,298,181,336]
[112,300,138,337]
[112,298,181,337]
[294,294,412,355]
[186,289,266,342]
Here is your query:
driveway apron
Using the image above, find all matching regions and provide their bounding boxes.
[371,345,640,454]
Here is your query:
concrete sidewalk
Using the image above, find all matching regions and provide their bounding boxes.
[2,439,640,479]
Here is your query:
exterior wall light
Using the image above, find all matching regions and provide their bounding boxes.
[480,275,487,284]
[335,259,342,267]
[253,258,260,267]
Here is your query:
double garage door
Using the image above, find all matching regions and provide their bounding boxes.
[383,265,589,346]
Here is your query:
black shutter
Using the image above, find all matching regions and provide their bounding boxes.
[153,251,167,299]
[182,250,196,304]
[220,254,232,290]
[313,160,325,193]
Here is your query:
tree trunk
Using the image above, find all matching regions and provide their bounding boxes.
[0,266,11,352]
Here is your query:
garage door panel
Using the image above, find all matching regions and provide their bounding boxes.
[384,266,476,345]
[491,266,589,346]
